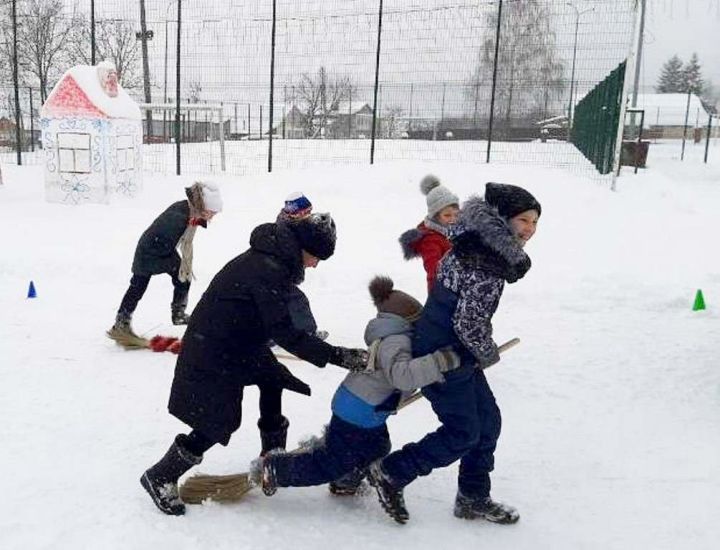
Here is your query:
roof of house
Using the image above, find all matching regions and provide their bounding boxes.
[40,65,141,120]
[634,93,709,126]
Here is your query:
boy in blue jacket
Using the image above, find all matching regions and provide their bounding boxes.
[252,276,461,496]
[367,183,541,525]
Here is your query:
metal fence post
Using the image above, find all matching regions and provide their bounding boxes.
[90,0,96,65]
[175,0,182,175]
[29,87,35,152]
[680,89,691,161]
[12,0,22,165]
[486,0,503,164]
[705,114,713,164]
[370,0,383,164]
[268,0,276,172]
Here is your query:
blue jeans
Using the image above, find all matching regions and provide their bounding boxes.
[381,364,501,498]
[272,415,391,488]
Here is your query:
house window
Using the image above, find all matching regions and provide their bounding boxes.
[117,135,135,172]
[57,132,91,174]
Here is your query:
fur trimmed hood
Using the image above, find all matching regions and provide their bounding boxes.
[449,195,531,283]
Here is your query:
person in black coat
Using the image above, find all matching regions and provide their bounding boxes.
[109,181,223,336]
[140,212,370,516]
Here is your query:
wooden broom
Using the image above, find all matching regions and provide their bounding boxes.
[178,337,521,505]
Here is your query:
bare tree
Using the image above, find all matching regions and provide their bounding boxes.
[67,18,142,90]
[467,0,566,126]
[295,66,352,138]
[0,0,83,104]
[188,81,202,103]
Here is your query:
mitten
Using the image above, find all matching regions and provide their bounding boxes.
[432,348,461,373]
[329,347,369,373]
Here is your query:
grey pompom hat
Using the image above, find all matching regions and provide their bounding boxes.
[420,174,459,219]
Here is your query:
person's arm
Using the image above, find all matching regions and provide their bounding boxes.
[418,238,446,288]
[451,276,503,368]
[378,335,460,391]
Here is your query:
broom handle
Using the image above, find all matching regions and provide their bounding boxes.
[397,337,520,411]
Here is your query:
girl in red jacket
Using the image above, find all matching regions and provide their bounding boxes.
[400,174,459,291]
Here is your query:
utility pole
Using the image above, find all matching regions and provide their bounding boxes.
[139,0,153,139]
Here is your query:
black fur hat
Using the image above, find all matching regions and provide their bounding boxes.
[369,276,423,322]
[485,182,541,220]
[290,212,337,260]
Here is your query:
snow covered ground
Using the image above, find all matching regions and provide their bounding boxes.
[0,140,718,550]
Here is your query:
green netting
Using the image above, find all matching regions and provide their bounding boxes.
[570,61,626,174]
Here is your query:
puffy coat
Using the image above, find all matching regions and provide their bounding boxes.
[131,201,190,276]
[168,222,334,445]
[399,220,452,291]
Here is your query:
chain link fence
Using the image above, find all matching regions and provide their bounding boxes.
[1,0,640,177]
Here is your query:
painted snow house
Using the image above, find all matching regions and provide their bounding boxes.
[40,61,142,204]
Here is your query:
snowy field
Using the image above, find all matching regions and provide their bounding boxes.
[0,141,718,550]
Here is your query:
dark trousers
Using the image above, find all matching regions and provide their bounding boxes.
[272,415,391,488]
[180,384,285,456]
[382,365,501,499]
[117,272,190,316]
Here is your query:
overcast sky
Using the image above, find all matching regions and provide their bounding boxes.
[640,0,720,91]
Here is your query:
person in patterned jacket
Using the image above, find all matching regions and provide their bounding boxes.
[367,182,541,525]
[399,174,459,292]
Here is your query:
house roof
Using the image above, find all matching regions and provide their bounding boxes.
[40,65,141,120]
[334,101,372,114]
[634,93,709,126]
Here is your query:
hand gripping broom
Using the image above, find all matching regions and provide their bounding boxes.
[178,337,520,505]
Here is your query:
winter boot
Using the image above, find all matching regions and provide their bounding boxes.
[367,460,409,524]
[258,416,289,456]
[329,468,366,496]
[108,311,134,337]
[453,492,519,524]
[171,306,190,326]
[140,435,202,516]
[249,452,281,496]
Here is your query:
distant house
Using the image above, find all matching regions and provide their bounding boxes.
[275,101,375,139]
[40,61,142,205]
[633,93,716,138]
[0,116,41,149]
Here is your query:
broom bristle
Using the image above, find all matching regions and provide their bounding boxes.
[106,327,151,350]
[179,472,254,504]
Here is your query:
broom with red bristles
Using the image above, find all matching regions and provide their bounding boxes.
[177,337,521,505]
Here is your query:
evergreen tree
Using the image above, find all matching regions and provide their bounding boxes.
[682,52,704,94]
[656,55,684,93]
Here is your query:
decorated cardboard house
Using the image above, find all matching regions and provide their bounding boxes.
[40,61,143,204]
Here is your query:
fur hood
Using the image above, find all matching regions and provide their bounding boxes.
[449,195,531,283]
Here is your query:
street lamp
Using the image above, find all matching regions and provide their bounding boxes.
[566,2,594,128]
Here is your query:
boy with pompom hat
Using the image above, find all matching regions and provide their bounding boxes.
[399,174,459,292]
[250,275,462,503]
[109,181,222,336]
[368,182,541,525]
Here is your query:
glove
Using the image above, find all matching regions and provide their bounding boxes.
[476,347,500,370]
[432,348,461,373]
[329,346,369,373]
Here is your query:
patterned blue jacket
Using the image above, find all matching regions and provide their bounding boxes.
[413,195,531,367]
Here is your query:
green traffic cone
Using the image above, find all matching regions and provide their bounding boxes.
[692,289,706,311]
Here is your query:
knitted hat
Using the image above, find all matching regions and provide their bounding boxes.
[420,174,459,219]
[290,212,336,260]
[282,191,313,220]
[484,182,541,220]
[197,181,223,212]
[368,276,423,322]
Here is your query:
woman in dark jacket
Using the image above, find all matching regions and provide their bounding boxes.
[109,181,223,334]
[140,213,369,516]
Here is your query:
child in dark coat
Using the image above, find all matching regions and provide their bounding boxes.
[399,174,459,292]
[109,181,222,335]
[140,213,370,517]
[368,182,541,525]
[251,276,461,499]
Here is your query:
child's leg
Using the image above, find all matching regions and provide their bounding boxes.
[457,370,502,499]
[117,274,151,318]
[271,416,389,488]
[379,364,481,489]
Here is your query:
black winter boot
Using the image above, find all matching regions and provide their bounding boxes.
[108,311,134,338]
[171,307,190,326]
[258,416,289,456]
[367,460,409,524]
[140,435,202,516]
[329,468,366,496]
[453,492,519,524]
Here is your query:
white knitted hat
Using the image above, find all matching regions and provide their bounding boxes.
[199,181,223,212]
